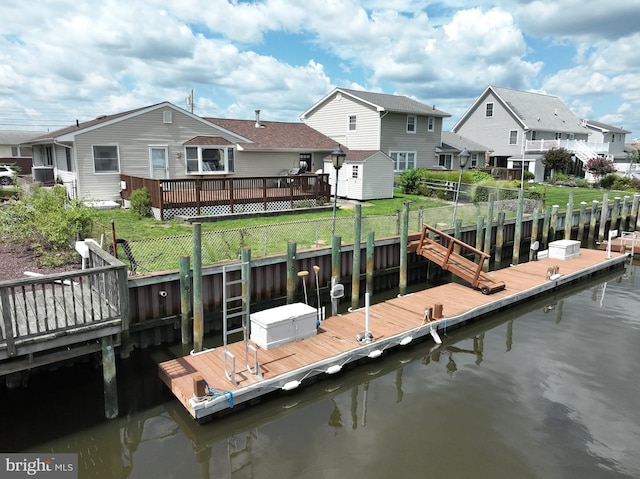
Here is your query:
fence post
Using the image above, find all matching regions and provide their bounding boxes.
[110,220,118,259]
[179,255,191,345]
[192,222,203,353]
[351,205,362,310]
[286,241,297,304]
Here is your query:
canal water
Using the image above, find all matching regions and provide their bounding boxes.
[1,259,639,479]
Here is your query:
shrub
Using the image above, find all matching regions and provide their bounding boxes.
[399,168,423,194]
[129,187,151,217]
[599,174,619,189]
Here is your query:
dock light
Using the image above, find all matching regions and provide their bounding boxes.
[326,365,342,375]
[330,145,346,236]
[399,336,413,346]
[282,380,301,391]
[451,148,470,226]
[297,270,309,304]
[368,349,383,359]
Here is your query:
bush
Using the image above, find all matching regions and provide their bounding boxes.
[599,174,619,189]
[129,187,151,217]
[399,169,423,194]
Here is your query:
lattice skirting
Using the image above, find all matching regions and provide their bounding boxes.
[152,199,319,220]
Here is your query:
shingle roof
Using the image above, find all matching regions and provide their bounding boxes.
[204,118,338,150]
[337,88,451,117]
[489,86,588,134]
[184,136,233,146]
[441,131,489,152]
[0,130,45,144]
[583,119,631,134]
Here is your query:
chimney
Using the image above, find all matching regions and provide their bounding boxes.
[255,109,261,128]
[76,119,79,127]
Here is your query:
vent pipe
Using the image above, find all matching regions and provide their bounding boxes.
[255,109,261,128]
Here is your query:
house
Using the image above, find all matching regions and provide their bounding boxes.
[25,103,338,202]
[0,130,43,175]
[581,120,633,176]
[301,88,451,173]
[323,149,394,201]
[438,131,490,170]
[452,86,595,181]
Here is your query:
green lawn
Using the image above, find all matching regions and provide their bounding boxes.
[526,183,637,209]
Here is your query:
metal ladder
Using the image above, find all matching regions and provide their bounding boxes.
[222,262,261,387]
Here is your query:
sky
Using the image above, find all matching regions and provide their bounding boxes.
[1,0,640,140]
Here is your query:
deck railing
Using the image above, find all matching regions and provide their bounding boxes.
[0,241,128,361]
[120,174,331,218]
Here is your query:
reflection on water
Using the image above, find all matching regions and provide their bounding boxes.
[1,261,639,478]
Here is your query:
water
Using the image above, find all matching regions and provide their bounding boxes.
[2,260,640,479]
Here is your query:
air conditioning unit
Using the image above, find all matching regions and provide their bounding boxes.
[32,166,55,184]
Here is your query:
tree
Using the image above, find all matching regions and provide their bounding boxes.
[541,147,573,178]
[584,156,616,182]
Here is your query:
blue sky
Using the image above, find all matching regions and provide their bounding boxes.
[1,0,640,139]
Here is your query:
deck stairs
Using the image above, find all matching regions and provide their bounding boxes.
[410,224,506,295]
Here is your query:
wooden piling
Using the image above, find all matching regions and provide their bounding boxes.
[598,194,609,242]
[565,191,574,240]
[550,205,559,243]
[588,200,599,244]
[622,196,630,231]
[512,190,523,266]
[612,196,621,232]
[179,255,191,345]
[577,202,587,242]
[529,207,540,261]
[475,216,485,263]
[542,206,551,249]
[241,248,251,329]
[366,231,374,295]
[351,205,362,310]
[102,336,118,419]
[192,223,203,353]
[332,235,341,281]
[399,201,409,296]
[495,212,505,264]
[631,194,640,230]
[483,194,495,272]
[286,241,296,304]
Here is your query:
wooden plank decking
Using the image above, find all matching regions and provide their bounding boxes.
[158,248,628,422]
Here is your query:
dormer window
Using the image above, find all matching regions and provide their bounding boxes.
[406,115,416,133]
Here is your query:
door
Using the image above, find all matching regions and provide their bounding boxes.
[150,147,168,179]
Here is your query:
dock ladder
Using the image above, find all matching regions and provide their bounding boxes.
[222,262,261,386]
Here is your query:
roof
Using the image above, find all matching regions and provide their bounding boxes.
[454,85,589,134]
[301,87,451,119]
[582,119,631,135]
[205,118,338,150]
[440,131,489,152]
[184,136,233,146]
[0,130,46,145]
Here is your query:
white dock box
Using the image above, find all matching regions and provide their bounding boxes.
[250,303,317,350]
[548,240,581,260]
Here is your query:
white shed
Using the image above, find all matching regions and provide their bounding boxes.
[323,150,394,201]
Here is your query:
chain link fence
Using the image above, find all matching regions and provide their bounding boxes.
[96,189,540,275]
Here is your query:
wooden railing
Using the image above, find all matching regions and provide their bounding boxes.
[120,174,331,218]
[0,241,128,364]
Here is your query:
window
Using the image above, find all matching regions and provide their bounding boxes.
[44,146,53,166]
[567,133,574,140]
[555,132,562,140]
[59,148,72,172]
[348,115,357,131]
[352,165,359,179]
[406,115,416,133]
[299,153,311,173]
[438,154,452,169]
[485,103,494,117]
[10,146,18,156]
[163,110,172,123]
[611,134,615,142]
[390,151,416,172]
[427,117,434,132]
[185,145,235,174]
[92,145,120,173]
[470,153,478,168]
[509,130,518,145]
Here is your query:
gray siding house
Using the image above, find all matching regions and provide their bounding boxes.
[452,86,594,181]
[26,103,338,201]
[301,88,451,173]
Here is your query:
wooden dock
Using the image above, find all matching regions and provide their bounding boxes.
[158,248,628,423]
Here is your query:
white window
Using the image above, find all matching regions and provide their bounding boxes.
[438,154,452,169]
[352,164,359,179]
[59,148,72,172]
[185,145,235,174]
[555,132,562,140]
[485,103,494,117]
[470,153,478,168]
[427,117,434,132]
[348,115,357,131]
[92,145,120,173]
[509,130,518,145]
[567,133,574,140]
[407,115,416,133]
[163,110,172,123]
[390,151,416,172]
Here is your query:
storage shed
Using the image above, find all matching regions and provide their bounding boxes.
[323,150,394,201]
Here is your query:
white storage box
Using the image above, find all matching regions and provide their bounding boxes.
[548,240,581,260]
[250,303,317,350]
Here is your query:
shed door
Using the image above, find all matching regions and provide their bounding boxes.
[150,147,168,179]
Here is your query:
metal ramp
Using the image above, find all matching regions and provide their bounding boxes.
[411,224,506,295]
[222,262,261,386]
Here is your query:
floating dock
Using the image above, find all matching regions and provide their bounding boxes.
[158,247,628,423]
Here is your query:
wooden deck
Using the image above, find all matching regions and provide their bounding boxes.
[158,247,628,422]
